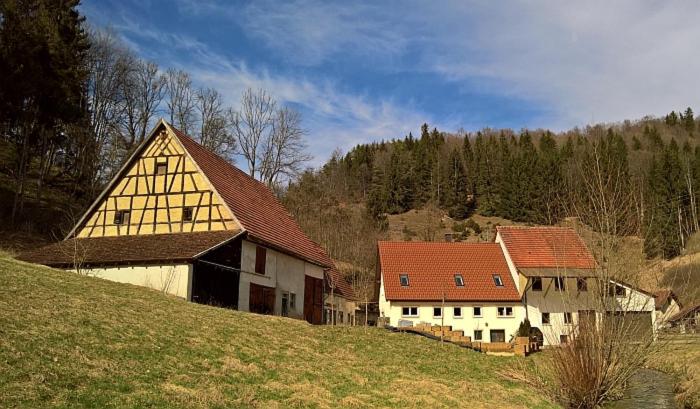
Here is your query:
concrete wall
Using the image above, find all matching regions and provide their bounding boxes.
[75,264,192,298]
[324,293,358,325]
[238,239,324,319]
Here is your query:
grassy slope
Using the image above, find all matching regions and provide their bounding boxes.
[0,255,556,409]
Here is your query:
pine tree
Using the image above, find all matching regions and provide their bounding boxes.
[442,148,473,219]
[683,107,695,135]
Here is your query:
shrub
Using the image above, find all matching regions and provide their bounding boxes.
[465,218,482,234]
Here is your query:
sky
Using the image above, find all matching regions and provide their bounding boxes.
[81,1,700,165]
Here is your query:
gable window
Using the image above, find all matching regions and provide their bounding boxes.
[564,312,573,324]
[401,306,418,317]
[531,277,542,291]
[453,307,462,318]
[290,293,296,309]
[433,307,442,318]
[255,246,267,274]
[577,278,588,292]
[474,330,483,341]
[454,274,465,287]
[182,206,193,222]
[493,274,504,287]
[497,306,514,317]
[156,160,168,175]
[113,210,130,225]
[542,312,551,325]
[399,274,409,287]
[560,334,569,344]
[554,277,565,291]
[473,306,482,317]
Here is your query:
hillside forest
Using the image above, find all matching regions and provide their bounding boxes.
[1,1,699,304]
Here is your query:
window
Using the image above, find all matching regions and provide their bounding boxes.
[399,274,409,287]
[474,330,483,341]
[156,161,167,175]
[401,306,418,317]
[497,306,514,317]
[182,206,193,222]
[560,334,569,344]
[542,312,551,325]
[281,292,289,317]
[608,283,626,297]
[255,246,267,274]
[493,274,504,287]
[454,274,465,287]
[290,293,296,309]
[453,307,462,318]
[113,210,130,225]
[433,307,442,318]
[564,312,573,324]
[554,277,565,291]
[577,278,588,292]
[531,277,542,291]
[473,306,482,317]
[338,311,343,324]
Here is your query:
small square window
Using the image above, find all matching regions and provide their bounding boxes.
[473,306,482,317]
[474,330,483,341]
[554,277,565,291]
[399,274,409,287]
[113,210,130,225]
[577,278,588,292]
[453,307,462,317]
[531,277,542,291]
[615,285,626,296]
[401,306,418,317]
[493,274,504,287]
[542,312,550,325]
[497,306,513,317]
[454,274,464,287]
[564,312,573,324]
[156,161,167,175]
[560,334,569,344]
[182,206,193,222]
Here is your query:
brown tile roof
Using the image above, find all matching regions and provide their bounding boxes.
[169,124,333,268]
[497,226,596,270]
[17,231,240,267]
[325,267,357,300]
[669,301,700,322]
[378,241,521,302]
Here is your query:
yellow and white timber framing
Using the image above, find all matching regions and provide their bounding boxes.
[69,120,242,238]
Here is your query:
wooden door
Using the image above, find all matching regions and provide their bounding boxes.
[304,275,323,324]
[249,283,275,315]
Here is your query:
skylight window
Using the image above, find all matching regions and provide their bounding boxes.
[454,274,464,287]
[493,274,504,287]
[399,274,409,287]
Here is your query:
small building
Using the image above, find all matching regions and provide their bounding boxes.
[653,289,682,331]
[378,241,523,343]
[18,120,333,324]
[324,267,358,325]
[668,302,700,333]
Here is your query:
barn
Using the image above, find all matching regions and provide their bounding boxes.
[19,120,333,324]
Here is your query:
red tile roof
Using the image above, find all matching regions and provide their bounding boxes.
[378,241,521,302]
[497,226,596,270]
[170,125,332,268]
[18,231,240,267]
[325,267,357,300]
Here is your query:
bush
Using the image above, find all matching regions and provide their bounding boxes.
[516,318,531,338]
[452,222,466,232]
[465,218,482,234]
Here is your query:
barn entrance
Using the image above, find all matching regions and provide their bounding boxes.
[304,275,323,324]
[249,283,276,315]
[191,260,239,309]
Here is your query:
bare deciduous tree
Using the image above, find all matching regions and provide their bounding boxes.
[120,60,165,152]
[165,68,196,134]
[229,88,276,177]
[259,106,312,186]
[196,87,234,157]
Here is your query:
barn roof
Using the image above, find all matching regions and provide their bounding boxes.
[17,230,240,267]
[325,267,357,300]
[378,241,521,302]
[497,226,596,270]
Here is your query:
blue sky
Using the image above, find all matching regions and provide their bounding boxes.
[82,1,700,165]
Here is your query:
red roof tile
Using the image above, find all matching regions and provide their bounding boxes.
[378,241,521,302]
[170,125,332,268]
[497,226,596,270]
[325,267,357,300]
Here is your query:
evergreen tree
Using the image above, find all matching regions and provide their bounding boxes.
[442,148,473,219]
[683,107,695,135]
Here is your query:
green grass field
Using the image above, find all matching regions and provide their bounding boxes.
[0,255,557,409]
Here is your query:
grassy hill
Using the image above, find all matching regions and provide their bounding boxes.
[0,254,556,409]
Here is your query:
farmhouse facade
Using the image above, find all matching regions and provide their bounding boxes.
[378,226,657,345]
[19,120,355,324]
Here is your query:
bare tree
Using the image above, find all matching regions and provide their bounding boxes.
[196,87,235,157]
[229,88,276,177]
[120,60,165,153]
[259,106,312,186]
[165,68,196,134]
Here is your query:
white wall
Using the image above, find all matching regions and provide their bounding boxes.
[75,264,192,299]
[238,239,324,318]
[325,293,358,325]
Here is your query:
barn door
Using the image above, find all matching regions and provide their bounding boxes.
[304,275,323,324]
[249,283,275,315]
